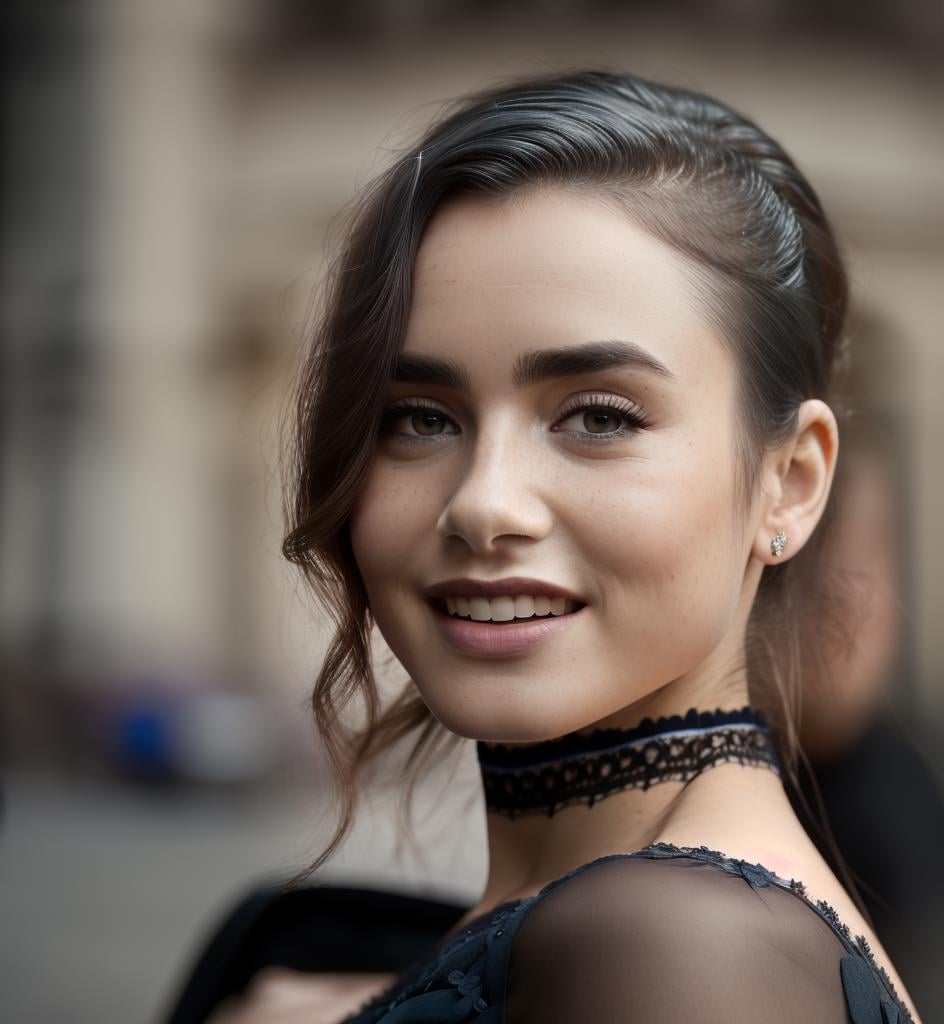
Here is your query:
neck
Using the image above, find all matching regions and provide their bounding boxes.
[476,689,792,906]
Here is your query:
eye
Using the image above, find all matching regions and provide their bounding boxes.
[381,398,459,443]
[553,393,649,444]
[380,393,650,447]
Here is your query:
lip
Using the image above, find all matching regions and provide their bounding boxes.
[424,576,586,603]
[427,596,588,656]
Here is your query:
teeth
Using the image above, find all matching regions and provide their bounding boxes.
[470,596,497,621]
[441,594,579,621]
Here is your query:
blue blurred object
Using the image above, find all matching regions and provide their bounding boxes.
[101,688,279,784]
[108,695,180,781]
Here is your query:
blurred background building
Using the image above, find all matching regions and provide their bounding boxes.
[1,1,942,1022]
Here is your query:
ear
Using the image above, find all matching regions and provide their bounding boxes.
[752,399,839,565]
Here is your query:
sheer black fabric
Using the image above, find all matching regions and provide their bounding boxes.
[163,704,937,1023]
[507,855,878,1023]
[343,844,913,1024]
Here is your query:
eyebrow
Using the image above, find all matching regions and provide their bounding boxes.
[392,340,676,391]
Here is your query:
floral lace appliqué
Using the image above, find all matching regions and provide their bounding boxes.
[341,840,916,1024]
[341,902,522,1023]
[638,842,915,1024]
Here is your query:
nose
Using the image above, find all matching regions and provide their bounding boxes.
[435,412,554,554]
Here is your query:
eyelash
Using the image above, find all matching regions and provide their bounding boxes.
[380,393,650,446]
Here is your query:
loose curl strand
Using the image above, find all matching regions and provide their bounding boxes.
[279,67,869,919]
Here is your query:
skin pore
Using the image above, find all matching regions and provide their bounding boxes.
[348,188,918,1022]
[354,188,765,746]
[349,185,833,889]
[210,187,921,1022]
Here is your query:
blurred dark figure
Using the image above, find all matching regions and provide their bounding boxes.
[789,314,944,1018]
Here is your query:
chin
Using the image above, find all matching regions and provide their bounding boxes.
[425,698,596,745]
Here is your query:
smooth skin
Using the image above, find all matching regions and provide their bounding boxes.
[217,188,921,1023]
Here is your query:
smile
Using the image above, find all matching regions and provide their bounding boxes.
[438,594,584,622]
[428,596,587,656]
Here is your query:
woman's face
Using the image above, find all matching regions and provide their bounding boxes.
[349,187,762,741]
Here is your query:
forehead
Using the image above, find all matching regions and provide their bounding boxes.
[403,188,730,388]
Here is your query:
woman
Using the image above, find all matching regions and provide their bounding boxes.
[262,69,922,1023]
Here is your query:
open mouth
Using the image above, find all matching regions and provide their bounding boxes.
[428,596,587,624]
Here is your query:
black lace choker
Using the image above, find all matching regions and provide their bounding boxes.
[477,705,781,819]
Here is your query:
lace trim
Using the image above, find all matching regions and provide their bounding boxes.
[478,706,781,818]
[340,841,914,1024]
[634,843,915,1024]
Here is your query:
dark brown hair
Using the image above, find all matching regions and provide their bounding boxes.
[280,67,864,911]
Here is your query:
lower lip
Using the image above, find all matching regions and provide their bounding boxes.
[428,599,587,656]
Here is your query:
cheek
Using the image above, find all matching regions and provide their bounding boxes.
[349,475,397,589]
[563,440,739,619]
[348,466,437,600]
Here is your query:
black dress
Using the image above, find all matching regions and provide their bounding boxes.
[340,706,916,1024]
[162,707,921,1024]
[339,841,913,1023]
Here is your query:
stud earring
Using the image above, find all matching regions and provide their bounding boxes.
[770,530,788,557]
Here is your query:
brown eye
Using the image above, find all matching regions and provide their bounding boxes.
[412,411,449,436]
[381,401,460,443]
[554,396,649,444]
[582,410,623,434]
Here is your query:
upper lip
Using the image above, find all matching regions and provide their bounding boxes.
[424,576,587,603]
